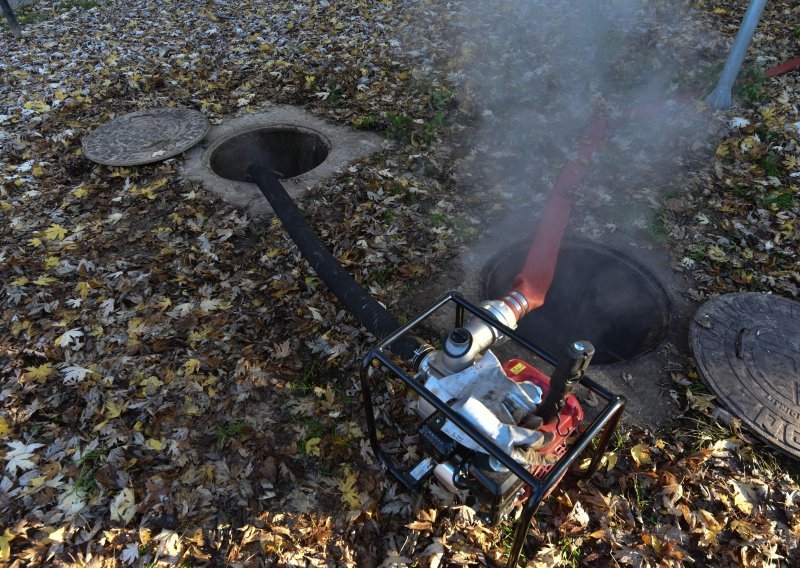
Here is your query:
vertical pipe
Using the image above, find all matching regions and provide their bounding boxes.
[706,0,768,109]
[1,0,22,39]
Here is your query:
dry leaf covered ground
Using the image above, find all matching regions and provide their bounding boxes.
[2,0,800,566]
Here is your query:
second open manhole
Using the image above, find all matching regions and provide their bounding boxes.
[208,126,330,182]
[482,240,671,365]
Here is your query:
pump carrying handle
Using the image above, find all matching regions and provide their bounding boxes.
[537,341,595,423]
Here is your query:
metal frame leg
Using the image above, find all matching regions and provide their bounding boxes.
[583,399,625,478]
[506,489,543,568]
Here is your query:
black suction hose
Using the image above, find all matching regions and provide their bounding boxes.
[246,163,427,364]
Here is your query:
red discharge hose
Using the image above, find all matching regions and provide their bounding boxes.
[766,56,800,78]
[504,54,799,321]
[507,117,608,318]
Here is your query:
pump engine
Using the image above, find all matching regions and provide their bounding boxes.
[362,294,598,526]
[410,301,591,523]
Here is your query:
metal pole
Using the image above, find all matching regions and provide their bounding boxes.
[1,0,21,39]
[706,0,768,109]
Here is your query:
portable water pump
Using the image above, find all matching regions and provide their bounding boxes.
[360,293,625,566]
[246,163,625,567]
[407,300,592,525]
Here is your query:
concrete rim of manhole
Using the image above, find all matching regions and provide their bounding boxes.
[690,292,800,460]
[180,106,387,218]
[203,124,332,183]
[82,108,209,166]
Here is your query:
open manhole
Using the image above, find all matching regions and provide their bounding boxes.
[208,126,330,182]
[482,240,671,365]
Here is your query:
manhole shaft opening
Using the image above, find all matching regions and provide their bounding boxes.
[207,125,330,182]
[481,240,672,365]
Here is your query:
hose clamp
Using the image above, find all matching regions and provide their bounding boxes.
[411,342,435,371]
[504,291,529,319]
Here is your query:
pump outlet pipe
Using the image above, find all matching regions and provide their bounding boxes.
[246,163,429,365]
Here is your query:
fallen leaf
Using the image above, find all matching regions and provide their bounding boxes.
[631,444,652,467]
[110,488,137,526]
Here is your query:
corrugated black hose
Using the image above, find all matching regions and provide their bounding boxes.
[246,163,428,364]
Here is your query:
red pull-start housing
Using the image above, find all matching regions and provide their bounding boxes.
[502,358,584,480]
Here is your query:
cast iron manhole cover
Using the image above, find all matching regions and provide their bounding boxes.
[83,108,209,166]
[690,292,800,459]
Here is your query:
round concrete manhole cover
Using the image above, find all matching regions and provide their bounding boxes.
[690,292,800,459]
[83,108,209,166]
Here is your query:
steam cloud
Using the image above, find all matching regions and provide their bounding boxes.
[445,0,717,234]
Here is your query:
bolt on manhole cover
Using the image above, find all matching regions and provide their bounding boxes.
[83,108,209,166]
[690,292,800,460]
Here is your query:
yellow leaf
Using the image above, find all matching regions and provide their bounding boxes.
[28,237,42,247]
[44,256,60,269]
[44,223,67,241]
[105,400,125,419]
[139,186,157,200]
[729,480,758,515]
[706,245,727,263]
[25,363,54,381]
[630,444,652,467]
[695,509,723,547]
[110,488,137,525]
[145,438,164,451]
[0,201,12,211]
[9,277,29,286]
[23,100,50,113]
[305,437,321,457]
[46,526,67,543]
[185,402,200,416]
[75,281,91,300]
[0,416,10,438]
[32,165,44,177]
[183,358,202,375]
[73,186,89,198]
[338,469,361,510]
[0,529,12,561]
[34,275,57,286]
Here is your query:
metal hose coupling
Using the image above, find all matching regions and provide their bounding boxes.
[502,291,529,321]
